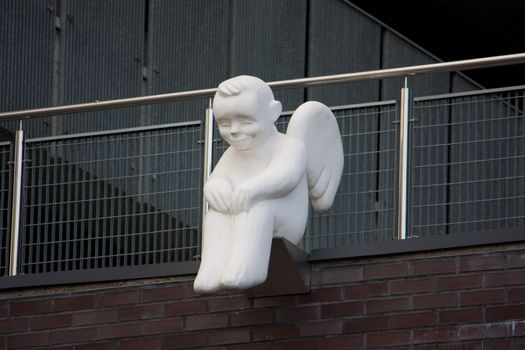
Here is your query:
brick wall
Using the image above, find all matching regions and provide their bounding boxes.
[1,243,525,349]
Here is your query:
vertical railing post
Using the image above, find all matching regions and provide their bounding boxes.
[201,99,214,231]
[397,78,410,240]
[8,121,24,276]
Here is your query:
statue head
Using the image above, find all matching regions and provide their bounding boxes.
[213,75,282,151]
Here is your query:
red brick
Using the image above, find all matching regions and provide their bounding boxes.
[0,318,27,334]
[0,303,7,318]
[319,334,364,349]
[437,275,483,291]
[438,343,482,350]
[321,301,363,318]
[52,327,97,345]
[459,255,506,272]
[297,287,342,304]
[208,296,251,312]
[76,343,117,350]
[367,331,411,348]
[391,311,437,329]
[207,328,251,345]
[460,289,506,306]
[346,316,389,333]
[459,323,509,340]
[345,282,388,299]
[120,338,161,350]
[98,323,139,340]
[367,297,411,313]
[165,333,206,349]
[31,314,73,331]
[142,284,196,302]
[412,258,457,275]
[486,304,525,321]
[253,295,296,308]
[231,309,274,326]
[319,266,364,284]
[76,308,118,325]
[483,339,525,350]
[309,268,320,285]
[96,290,140,307]
[10,299,53,316]
[485,271,525,287]
[299,320,343,336]
[414,293,457,309]
[165,300,207,316]
[414,328,458,343]
[276,305,319,322]
[185,313,228,331]
[512,320,525,336]
[508,287,525,302]
[439,308,483,324]
[391,278,435,294]
[54,296,95,312]
[8,332,50,349]
[508,252,525,267]
[118,304,163,321]
[274,339,317,350]
[143,318,183,335]
[366,262,410,280]
[230,343,273,350]
[252,324,298,341]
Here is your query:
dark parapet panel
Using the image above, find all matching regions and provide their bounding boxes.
[451,72,483,93]
[148,0,229,124]
[0,0,55,136]
[380,30,450,100]
[230,0,307,111]
[57,0,145,135]
[307,0,381,106]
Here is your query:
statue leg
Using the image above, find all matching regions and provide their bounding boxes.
[221,202,274,290]
[194,209,231,293]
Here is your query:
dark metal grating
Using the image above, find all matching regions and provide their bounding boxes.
[0,142,11,276]
[410,87,525,236]
[20,122,202,274]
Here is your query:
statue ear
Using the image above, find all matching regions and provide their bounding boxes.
[269,100,282,123]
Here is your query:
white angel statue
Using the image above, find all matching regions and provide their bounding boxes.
[194,75,344,294]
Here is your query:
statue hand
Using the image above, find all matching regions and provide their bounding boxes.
[232,183,257,213]
[204,178,232,213]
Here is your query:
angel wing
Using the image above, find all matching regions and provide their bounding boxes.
[286,101,344,212]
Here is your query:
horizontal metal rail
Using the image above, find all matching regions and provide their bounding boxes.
[25,120,201,143]
[1,53,525,121]
[414,84,525,102]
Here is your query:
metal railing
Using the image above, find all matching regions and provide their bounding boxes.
[0,53,525,284]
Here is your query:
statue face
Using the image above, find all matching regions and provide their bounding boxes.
[214,93,274,151]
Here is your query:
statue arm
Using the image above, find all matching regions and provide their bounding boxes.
[231,139,307,212]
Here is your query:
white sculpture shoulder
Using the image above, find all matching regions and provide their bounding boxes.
[194,75,343,294]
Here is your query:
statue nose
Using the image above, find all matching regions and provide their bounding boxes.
[230,123,240,134]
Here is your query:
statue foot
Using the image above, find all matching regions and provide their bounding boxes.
[194,266,222,294]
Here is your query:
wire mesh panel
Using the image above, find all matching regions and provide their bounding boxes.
[0,142,11,276]
[411,87,525,236]
[212,102,398,251]
[20,122,202,274]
